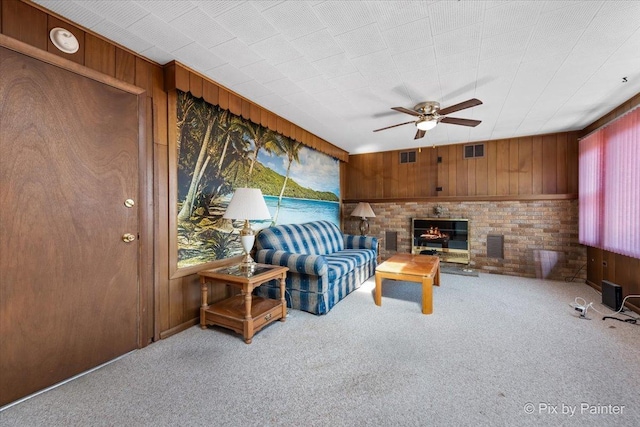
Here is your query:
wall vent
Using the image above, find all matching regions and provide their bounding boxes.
[464,143,485,159]
[487,234,504,259]
[399,150,416,164]
[385,231,398,251]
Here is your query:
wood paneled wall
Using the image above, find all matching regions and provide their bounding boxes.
[345,132,579,201]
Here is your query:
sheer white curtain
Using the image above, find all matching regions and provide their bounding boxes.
[579,108,639,259]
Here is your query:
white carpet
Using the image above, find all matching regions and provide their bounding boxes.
[1,273,638,427]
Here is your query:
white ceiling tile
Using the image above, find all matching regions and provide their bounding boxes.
[535,1,601,36]
[194,1,241,18]
[34,1,105,29]
[312,54,358,79]
[251,35,302,65]
[210,39,262,68]
[312,1,375,35]
[127,14,192,53]
[252,1,285,12]
[262,1,325,40]
[329,73,369,91]
[439,70,483,106]
[275,57,320,82]
[263,78,304,97]
[138,45,174,65]
[428,1,484,35]
[351,50,397,77]
[572,7,640,57]
[135,0,197,22]
[283,91,318,108]
[240,60,286,84]
[382,18,433,54]
[207,64,252,87]
[334,24,386,59]
[365,1,431,31]
[365,70,403,91]
[215,2,279,45]
[172,43,225,71]
[393,46,437,74]
[91,19,154,53]
[291,30,344,62]
[482,1,542,37]
[480,27,532,61]
[400,68,442,100]
[232,80,273,99]
[437,49,480,76]
[254,93,289,109]
[296,75,336,95]
[433,24,482,58]
[169,8,235,48]
[523,28,582,63]
[81,0,150,28]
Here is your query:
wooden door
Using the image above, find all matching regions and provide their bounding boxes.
[0,45,141,406]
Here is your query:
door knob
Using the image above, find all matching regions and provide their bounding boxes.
[122,233,136,243]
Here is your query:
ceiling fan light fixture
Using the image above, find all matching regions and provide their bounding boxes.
[416,118,437,131]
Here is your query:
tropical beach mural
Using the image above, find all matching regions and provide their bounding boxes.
[175,90,340,269]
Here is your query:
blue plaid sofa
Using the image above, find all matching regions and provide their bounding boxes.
[253,220,378,315]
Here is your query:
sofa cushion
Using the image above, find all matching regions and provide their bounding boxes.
[257,220,344,255]
[325,249,376,281]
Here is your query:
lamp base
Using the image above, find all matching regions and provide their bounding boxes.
[240,219,257,270]
[359,218,369,236]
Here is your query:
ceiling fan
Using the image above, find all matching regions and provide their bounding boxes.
[373,98,483,140]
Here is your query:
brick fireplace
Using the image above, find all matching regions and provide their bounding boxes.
[343,199,586,281]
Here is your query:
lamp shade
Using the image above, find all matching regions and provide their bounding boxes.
[351,202,375,219]
[223,188,271,220]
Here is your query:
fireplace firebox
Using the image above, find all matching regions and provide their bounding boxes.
[411,218,470,264]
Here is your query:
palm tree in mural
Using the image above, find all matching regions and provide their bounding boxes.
[177,108,215,221]
[242,121,283,186]
[176,92,195,146]
[272,137,303,225]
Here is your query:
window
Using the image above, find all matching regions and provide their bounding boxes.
[579,107,639,258]
[463,143,484,158]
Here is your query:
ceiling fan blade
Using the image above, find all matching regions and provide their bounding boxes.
[373,120,415,132]
[438,98,482,116]
[414,129,426,139]
[440,117,482,127]
[391,106,421,117]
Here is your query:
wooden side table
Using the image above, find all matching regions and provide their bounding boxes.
[198,264,288,344]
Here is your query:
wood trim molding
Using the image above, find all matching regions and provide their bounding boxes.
[163,61,349,162]
[1,33,145,95]
[343,194,578,204]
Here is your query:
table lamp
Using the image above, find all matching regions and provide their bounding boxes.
[223,188,272,269]
[351,202,376,236]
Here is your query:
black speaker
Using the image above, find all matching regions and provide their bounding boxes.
[602,280,623,311]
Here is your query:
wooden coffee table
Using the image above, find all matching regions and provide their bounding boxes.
[374,254,440,314]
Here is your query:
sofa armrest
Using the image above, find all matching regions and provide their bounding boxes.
[344,234,378,251]
[256,249,328,276]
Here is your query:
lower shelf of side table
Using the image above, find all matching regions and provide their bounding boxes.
[201,295,285,343]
